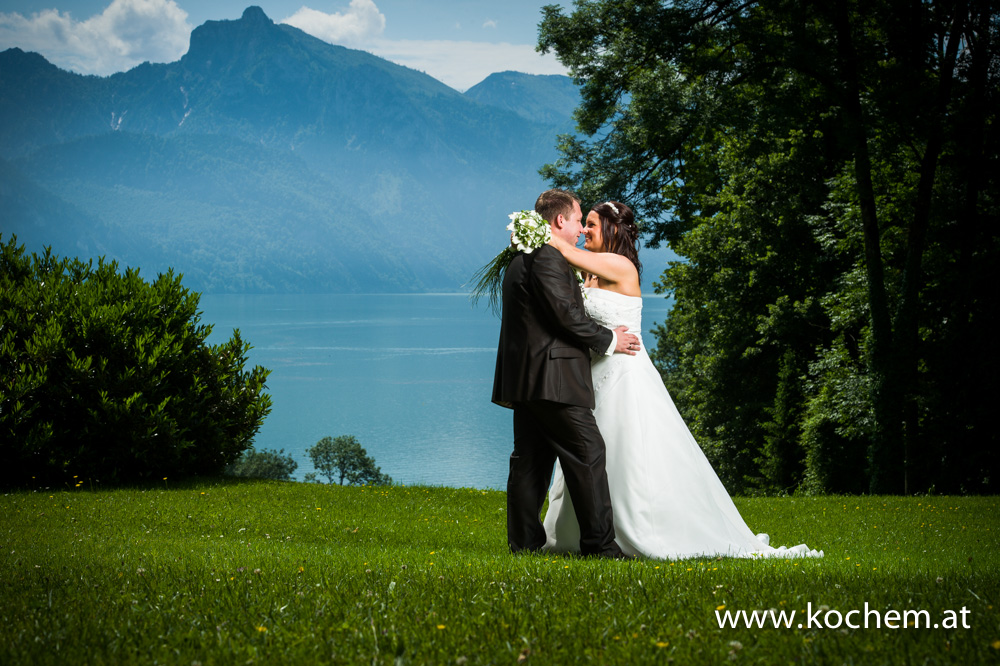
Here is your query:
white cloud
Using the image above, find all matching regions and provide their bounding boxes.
[367,38,567,92]
[281,0,385,47]
[275,1,565,91]
[0,0,191,75]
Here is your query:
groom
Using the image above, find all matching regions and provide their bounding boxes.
[492,188,639,558]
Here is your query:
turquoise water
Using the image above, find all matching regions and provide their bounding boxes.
[199,293,672,489]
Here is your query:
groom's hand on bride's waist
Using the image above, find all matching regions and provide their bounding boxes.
[613,326,639,355]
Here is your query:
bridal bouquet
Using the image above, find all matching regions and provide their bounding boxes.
[505,209,552,252]
[470,210,550,315]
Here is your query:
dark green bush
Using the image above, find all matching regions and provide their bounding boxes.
[0,236,272,487]
[225,448,298,481]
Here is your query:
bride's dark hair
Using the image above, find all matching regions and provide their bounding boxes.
[592,201,642,281]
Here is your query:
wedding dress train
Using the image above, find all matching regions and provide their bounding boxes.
[543,288,823,559]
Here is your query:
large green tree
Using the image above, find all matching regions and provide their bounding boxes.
[539,0,999,494]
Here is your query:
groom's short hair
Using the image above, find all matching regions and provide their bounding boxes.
[535,189,580,225]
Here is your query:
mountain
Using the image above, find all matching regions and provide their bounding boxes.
[465,71,580,128]
[0,6,582,293]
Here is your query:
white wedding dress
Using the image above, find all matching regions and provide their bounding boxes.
[543,288,823,559]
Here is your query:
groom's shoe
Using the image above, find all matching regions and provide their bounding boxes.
[588,547,637,561]
[599,551,639,561]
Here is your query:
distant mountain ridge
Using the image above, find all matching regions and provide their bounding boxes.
[0,6,582,293]
[466,71,581,128]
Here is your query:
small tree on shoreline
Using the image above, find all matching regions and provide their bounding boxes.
[304,435,392,486]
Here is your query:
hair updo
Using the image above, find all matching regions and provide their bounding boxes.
[591,201,642,281]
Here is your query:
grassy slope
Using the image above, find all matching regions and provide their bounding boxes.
[2,479,998,664]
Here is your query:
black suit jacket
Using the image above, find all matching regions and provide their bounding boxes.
[492,244,614,409]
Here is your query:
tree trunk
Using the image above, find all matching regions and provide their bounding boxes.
[950,0,991,490]
[831,0,904,493]
[892,2,965,494]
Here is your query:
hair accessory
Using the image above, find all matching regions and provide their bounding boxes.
[604,202,619,216]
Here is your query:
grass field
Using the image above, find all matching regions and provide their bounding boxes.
[2,479,998,664]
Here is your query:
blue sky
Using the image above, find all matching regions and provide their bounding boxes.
[0,0,571,90]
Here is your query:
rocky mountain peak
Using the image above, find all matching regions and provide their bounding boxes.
[184,5,282,71]
[241,6,273,25]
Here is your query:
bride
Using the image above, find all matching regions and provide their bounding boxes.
[543,201,822,559]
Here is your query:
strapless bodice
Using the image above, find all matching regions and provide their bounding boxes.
[583,287,643,334]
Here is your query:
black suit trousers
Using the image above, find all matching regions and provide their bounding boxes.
[507,400,621,556]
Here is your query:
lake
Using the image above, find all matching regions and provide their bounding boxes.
[199,293,673,489]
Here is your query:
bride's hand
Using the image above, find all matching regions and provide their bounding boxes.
[547,234,571,253]
[547,234,587,274]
